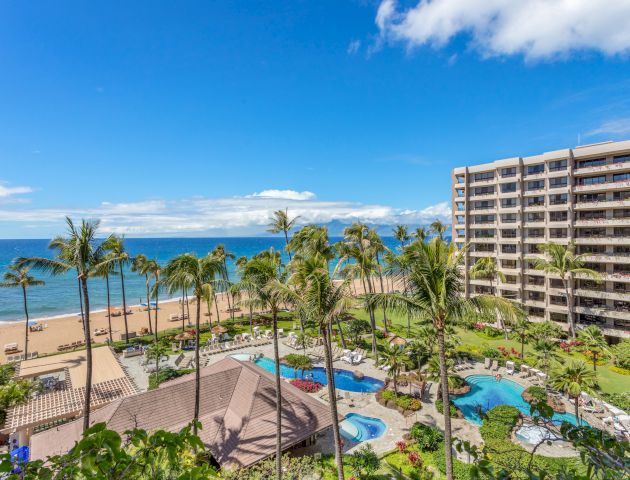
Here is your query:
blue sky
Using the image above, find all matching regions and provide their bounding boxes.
[1,0,630,237]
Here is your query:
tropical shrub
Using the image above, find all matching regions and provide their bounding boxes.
[347,444,380,479]
[481,346,502,359]
[433,442,473,480]
[435,399,458,418]
[601,392,630,413]
[611,339,630,370]
[344,319,371,344]
[289,379,323,393]
[148,367,192,390]
[406,450,422,467]
[283,354,312,372]
[378,389,421,412]
[523,386,547,403]
[409,423,443,451]
[395,440,407,453]
[225,453,318,480]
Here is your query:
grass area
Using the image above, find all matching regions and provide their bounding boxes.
[347,308,630,395]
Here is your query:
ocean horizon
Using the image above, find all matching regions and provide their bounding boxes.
[0,235,442,323]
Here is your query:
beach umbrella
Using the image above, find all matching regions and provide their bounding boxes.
[211,325,228,334]
[174,332,194,341]
[389,336,408,346]
[27,320,38,327]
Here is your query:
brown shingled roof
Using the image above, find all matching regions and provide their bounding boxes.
[30,357,333,469]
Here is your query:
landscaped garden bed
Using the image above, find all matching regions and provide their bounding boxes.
[522,386,566,413]
[375,388,422,415]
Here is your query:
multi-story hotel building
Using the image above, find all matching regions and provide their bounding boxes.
[452,140,630,342]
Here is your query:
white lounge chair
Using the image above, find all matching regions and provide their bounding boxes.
[506,361,515,375]
[351,354,363,365]
[484,357,491,369]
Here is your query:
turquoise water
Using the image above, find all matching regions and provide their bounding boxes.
[452,375,586,426]
[340,413,386,442]
[253,356,384,393]
[0,237,406,322]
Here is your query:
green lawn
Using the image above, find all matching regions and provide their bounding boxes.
[347,308,630,395]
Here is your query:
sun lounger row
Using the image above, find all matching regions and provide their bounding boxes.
[199,338,272,357]
[57,340,92,352]
[340,349,363,365]
[168,313,190,322]
[5,351,38,362]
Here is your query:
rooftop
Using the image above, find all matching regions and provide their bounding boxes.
[29,356,334,469]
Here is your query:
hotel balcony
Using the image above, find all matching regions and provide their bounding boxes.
[523,188,546,196]
[523,236,545,243]
[471,192,497,200]
[523,204,546,212]
[523,268,545,276]
[581,254,630,264]
[574,218,630,227]
[576,272,630,283]
[548,303,568,314]
[499,206,522,214]
[574,236,629,245]
[469,177,497,186]
[524,283,546,292]
[469,278,493,287]
[575,288,630,302]
[469,222,497,229]
[469,250,496,257]
[573,199,630,210]
[573,162,630,176]
[523,171,547,180]
[470,236,496,243]
[574,179,630,193]
[498,283,520,291]
[470,207,496,214]
[547,202,570,211]
[498,267,520,275]
[497,253,520,260]
[524,298,546,309]
[498,174,522,183]
[574,305,630,321]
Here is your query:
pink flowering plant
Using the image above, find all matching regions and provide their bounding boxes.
[289,379,324,393]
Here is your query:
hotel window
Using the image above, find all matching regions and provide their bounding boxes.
[550,279,565,289]
[577,157,606,169]
[579,245,606,255]
[578,175,607,186]
[503,275,517,284]
[549,193,567,205]
[527,180,545,191]
[578,210,605,220]
[456,175,465,183]
[474,171,494,182]
[549,228,567,239]
[501,182,517,193]
[614,191,630,200]
[501,229,517,238]
[456,215,465,224]
[456,189,465,197]
[501,260,517,269]
[473,186,495,196]
[614,227,630,236]
[526,196,545,206]
[527,164,545,175]
[549,177,567,188]
[456,202,465,211]
[549,159,567,171]
[501,198,517,208]
[501,167,517,177]
[613,209,630,218]
[613,154,630,164]
[526,212,545,222]
[474,214,494,224]
[501,214,517,223]
[614,246,630,255]
[613,172,630,182]
[473,200,494,210]
[549,211,567,222]
[577,193,606,203]
[527,228,544,238]
[502,244,517,253]
[456,229,465,237]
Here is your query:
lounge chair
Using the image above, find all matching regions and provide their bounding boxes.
[484,357,491,369]
[351,354,363,365]
[506,361,515,375]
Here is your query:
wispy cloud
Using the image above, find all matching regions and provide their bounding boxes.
[0,182,33,205]
[375,0,630,61]
[347,39,361,55]
[0,190,451,236]
[586,118,630,137]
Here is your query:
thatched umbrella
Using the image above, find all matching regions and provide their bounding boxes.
[211,325,228,335]
[389,335,408,347]
[174,331,194,349]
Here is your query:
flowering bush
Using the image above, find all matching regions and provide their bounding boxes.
[407,451,422,467]
[396,440,407,453]
[560,339,582,353]
[511,347,519,356]
[474,322,484,330]
[498,346,509,357]
[289,379,323,393]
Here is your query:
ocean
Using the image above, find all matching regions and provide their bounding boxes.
[0,236,408,323]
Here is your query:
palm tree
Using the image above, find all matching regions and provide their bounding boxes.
[532,338,560,376]
[210,245,236,320]
[17,217,107,432]
[528,242,601,338]
[429,219,448,240]
[380,343,407,395]
[268,208,299,260]
[102,235,131,343]
[412,227,427,242]
[393,225,410,250]
[470,257,509,337]
[577,326,608,371]
[238,249,287,479]
[146,340,169,382]
[279,253,353,480]
[510,315,531,360]
[163,253,221,435]
[201,283,214,325]
[148,260,161,343]
[91,251,116,343]
[368,229,390,331]
[131,254,154,335]
[0,264,44,359]
[370,238,520,480]
[550,360,597,424]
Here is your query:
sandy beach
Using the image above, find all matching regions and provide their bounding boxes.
[0,278,384,362]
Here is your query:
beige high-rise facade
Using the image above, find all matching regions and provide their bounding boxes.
[452,140,630,341]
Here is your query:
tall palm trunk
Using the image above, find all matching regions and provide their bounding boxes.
[105,273,113,344]
[213,292,221,325]
[77,277,85,332]
[322,323,344,480]
[592,352,598,372]
[564,280,576,338]
[249,305,254,335]
[223,261,235,321]
[361,277,378,359]
[437,326,454,480]
[80,277,93,432]
[22,286,29,360]
[181,287,186,332]
[145,274,153,334]
[375,253,389,334]
[335,317,346,349]
[272,309,283,480]
[119,263,129,343]
[193,294,201,435]
[574,396,580,425]
[284,230,292,260]
[185,291,191,325]
[154,286,159,344]
[520,335,525,360]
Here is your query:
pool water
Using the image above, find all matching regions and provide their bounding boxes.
[452,375,586,426]
[253,357,384,393]
[229,353,252,361]
[339,413,386,442]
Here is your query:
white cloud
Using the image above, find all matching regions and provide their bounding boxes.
[0,190,451,236]
[586,117,630,137]
[347,39,361,55]
[0,183,33,198]
[375,0,630,60]
[247,189,316,201]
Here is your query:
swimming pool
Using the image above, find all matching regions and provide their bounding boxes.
[452,375,585,426]
[229,353,252,361]
[339,413,386,442]
[253,357,384,393]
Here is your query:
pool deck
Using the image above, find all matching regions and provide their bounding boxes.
[121,341,603,460]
